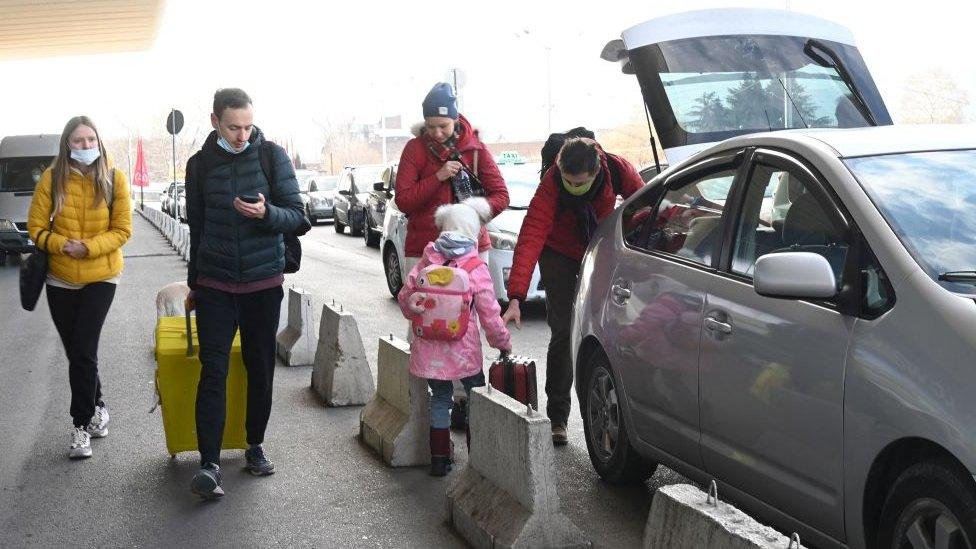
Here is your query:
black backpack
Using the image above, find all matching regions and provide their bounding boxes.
[540,127,622,195]
[190,141,311,273]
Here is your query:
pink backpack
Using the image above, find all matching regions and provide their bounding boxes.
[409,257,484,341]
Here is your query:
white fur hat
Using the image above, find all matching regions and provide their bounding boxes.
[434,197,492,240]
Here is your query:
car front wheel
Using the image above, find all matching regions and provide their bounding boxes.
[878,461,976,549]
[581,353,655,484]
[334,215,346,234]
[384,245,403,298]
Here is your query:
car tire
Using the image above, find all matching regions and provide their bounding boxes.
[334,216,346,234]
[364,216,380,248]
[307,207,318,225]
[877,461,976,549]
[384,245,403,298]
[351,212,364,237]
[581,352,656,484]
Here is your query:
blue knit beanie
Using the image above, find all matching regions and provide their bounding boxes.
[422,82,459,119]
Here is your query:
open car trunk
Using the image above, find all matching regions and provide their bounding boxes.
[602,8,893,165]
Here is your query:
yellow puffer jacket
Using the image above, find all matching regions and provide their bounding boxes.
[27,167,132,284]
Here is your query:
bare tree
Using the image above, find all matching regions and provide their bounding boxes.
[898,68,971,124]
[597,107,665,169]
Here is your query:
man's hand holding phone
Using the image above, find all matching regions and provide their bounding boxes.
[234,192,266,219]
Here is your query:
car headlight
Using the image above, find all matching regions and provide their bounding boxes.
[489,231,516,251]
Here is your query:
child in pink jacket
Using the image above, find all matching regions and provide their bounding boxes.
[398,197,512,476]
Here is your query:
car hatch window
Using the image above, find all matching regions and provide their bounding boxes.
[731,159,849,283]
[627,168,736,266]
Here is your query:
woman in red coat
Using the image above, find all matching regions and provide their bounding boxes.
[394,82,509,272]
[502,138,643,445]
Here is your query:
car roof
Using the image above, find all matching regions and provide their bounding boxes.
[717,124,976,159]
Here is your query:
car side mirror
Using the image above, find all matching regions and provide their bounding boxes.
[754,252,838,299]
[373,182,385,191]
[338,189,350,196]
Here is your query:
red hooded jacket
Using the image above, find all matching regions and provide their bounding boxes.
[394,115,509,257]
[506,150,644,302]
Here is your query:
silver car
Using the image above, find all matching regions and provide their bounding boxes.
[573,125,976,549]
[577,8,975,549]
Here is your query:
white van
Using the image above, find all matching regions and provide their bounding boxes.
[0,134,58,262]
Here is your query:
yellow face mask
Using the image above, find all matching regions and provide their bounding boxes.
[561,174,596,196]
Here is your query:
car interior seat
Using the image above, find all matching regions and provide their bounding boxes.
[781,191,847,280]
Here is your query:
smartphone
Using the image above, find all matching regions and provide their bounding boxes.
[237,194,260,204]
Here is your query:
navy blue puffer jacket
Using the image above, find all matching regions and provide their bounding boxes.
[186,127,304,288]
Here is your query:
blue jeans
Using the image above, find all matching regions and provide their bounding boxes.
[428,372,485,429]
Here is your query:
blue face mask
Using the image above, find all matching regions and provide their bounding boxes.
[216,129,250,154]
[70,147,101,165]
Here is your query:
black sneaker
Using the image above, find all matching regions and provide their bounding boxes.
[244,445,275,476]
[191,463,224,500]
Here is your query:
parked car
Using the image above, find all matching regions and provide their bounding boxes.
[0,134,58,263]
[572,9,976,549]
[306,173,338,224]
[334,164,385,236]
[363,164,396,248]
[485,163,546,302]
[380,163,545,301]
[175,187,187,223]
[160,181,183,218]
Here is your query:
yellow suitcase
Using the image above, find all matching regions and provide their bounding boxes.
[154,314,248,457]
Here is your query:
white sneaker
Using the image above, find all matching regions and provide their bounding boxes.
[70,427,92,459]
[87,405,109,438]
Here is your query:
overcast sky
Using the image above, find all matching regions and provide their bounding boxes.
[0,0,973,161]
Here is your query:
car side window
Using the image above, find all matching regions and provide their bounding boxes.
[731,160,849,281]
[860,241,895,318]
[637,169,736,266]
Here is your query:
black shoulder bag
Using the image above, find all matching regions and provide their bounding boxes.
[20,176,55,311]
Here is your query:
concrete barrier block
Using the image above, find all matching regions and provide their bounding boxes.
[276,287,317,367]
[447,387,590,549]
[643,484,801,549]
[359,336,430,467]
[310,302,375,406]
[155,281,190,318]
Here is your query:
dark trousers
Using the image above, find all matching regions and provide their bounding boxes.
[46,283,116,428]
[538,247,582,426]
[195,285,283,465]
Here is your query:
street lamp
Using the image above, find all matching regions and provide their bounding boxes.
[515,29,552,135]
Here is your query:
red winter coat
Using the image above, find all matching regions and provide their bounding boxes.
[506,151,644,302]
[395,115,509,257]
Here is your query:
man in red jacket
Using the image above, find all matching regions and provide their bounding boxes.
[502,138,643,445]
[395,83,509,272]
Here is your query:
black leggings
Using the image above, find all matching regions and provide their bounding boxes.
[46,282,117,428]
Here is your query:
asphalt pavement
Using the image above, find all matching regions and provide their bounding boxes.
[0,210,683,548]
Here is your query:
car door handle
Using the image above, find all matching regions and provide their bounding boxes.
[704,317,733,335]
[611,285,632,300]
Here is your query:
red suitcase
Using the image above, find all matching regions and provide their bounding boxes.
[488,354,538,410]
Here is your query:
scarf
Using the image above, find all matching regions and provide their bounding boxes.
[556,167,606,244]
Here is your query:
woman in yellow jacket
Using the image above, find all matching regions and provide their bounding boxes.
[28,116,132,459]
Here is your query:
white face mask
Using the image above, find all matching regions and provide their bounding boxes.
[70,147,101,166]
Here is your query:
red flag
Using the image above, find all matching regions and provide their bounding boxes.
[133,138,150,188]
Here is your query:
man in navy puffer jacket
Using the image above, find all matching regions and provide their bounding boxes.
[185,88,304,500]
